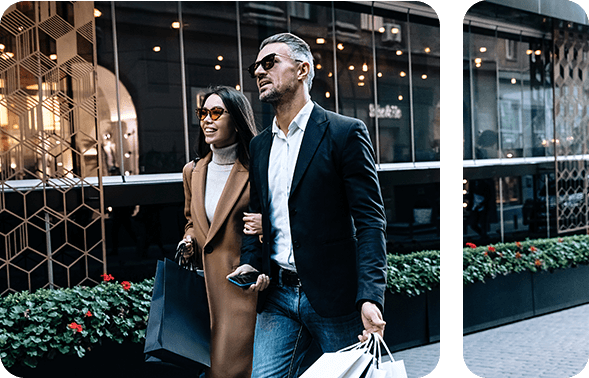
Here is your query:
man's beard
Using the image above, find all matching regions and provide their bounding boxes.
[259,81,295,105]
[259,87,282,104]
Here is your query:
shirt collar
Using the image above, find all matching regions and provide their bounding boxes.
[272,101,315,136]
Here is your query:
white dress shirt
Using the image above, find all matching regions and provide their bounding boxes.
[268,100,314,271]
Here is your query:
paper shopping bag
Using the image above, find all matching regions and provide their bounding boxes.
[364,362,388,378]
[366,368,388,378]
[144,258,210,370]
[372,334,407,378]
[300,339,373,378]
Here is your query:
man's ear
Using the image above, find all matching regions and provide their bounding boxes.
[298,61,310,82]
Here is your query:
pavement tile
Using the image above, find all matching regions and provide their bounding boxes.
[464,304,589,378]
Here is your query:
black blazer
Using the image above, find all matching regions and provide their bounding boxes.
[241,103,387,318]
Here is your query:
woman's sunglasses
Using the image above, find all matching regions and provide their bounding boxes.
[247,52,302,78]
[196,107,228,121]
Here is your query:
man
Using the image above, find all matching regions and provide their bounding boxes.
[228,33,387,377]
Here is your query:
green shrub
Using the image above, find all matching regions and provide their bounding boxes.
[2,255,442,368]
[462,235,589,285]
[0,277,153,368]
[387,251,440,296]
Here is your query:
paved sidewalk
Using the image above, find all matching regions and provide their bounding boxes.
[390,304,589,378]
[393,340,440,378]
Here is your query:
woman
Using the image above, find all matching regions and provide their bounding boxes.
[180,86,261,378]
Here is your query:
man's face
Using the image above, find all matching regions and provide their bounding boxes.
[253,43,301,104]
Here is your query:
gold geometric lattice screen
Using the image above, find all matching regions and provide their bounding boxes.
[0,1,106,295]
[553,23,589,234]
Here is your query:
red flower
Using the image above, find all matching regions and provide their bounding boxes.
[515,252,522,259]
[516,241,522,248]
[68,322,83,333]
[85,311,92,317]
[101,273,114,282]
[535,259,542,267]
[483,252,488,257]
[121,281,131,291]
[466,242,477,249]
[488,246,496,252]
[530,246,537,252]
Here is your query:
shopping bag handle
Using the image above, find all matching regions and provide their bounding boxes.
[372,333,396,365]
[336,335,373,353]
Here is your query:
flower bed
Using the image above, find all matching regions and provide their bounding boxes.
[0,276,153,369]
[462,235,589,285]
[462,235,589,334]
[2,253,442,368]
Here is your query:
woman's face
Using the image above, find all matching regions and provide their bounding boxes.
[200,94,237,149]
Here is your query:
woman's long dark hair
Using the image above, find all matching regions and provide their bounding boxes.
[195,86,257,168]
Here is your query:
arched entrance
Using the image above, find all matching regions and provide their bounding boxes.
[96,65,139,177]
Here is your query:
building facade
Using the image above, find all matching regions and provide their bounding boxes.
[463,0,588,244]
[0,0,587,292]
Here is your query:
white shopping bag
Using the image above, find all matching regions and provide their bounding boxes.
[365,362,388,378]
[370,334,407,378]
[300,339,373,378]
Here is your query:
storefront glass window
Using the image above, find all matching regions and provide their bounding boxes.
[524,36,554,157]
[464,23,553,161]
[96,1,184,175]
[182,2,241,159]
[463,26,473,160]
[289,3,336,113]
[410,17,440,162]
[375,10,410,163]
[334,6,376,149]
[239,1,289,132]
[463,177,499,243]
[470,27,499,159]
[92,1,441,175]
[497,32,526,159]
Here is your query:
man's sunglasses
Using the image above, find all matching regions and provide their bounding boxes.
[196,107,228,121]
[247,52,302,78]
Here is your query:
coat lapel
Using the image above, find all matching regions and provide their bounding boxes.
[257,129,273,212]
[193,154,212,240]
[290,103,328,197]
[205,158,249,244]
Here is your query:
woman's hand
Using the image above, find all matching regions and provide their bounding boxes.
[178,235,194,265]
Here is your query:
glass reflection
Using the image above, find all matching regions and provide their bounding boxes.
[375,11,410,163]
[334,7,376,151]
[464,22,553,161]
[410,18,440,162]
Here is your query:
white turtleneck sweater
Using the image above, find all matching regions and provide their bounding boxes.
[205,143,238,224]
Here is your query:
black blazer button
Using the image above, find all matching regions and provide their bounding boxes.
[291,209,297,215]
[204,245,213,254]
[293,241,300,249]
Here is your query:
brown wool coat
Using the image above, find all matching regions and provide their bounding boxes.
[182,153,257,378]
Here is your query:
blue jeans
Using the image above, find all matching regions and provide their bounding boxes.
[251,285,364,378]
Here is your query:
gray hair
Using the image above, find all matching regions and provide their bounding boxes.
[260,33,315,92]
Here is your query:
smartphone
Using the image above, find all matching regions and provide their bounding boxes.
[228,271,262,288]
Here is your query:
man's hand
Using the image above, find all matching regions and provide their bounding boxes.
[227,264,271,292]
[358,301,386,342]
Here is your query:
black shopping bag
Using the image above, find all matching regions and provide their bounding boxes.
[144,258,210,370]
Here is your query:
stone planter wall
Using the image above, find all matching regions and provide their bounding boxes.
[464,265,589,335]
